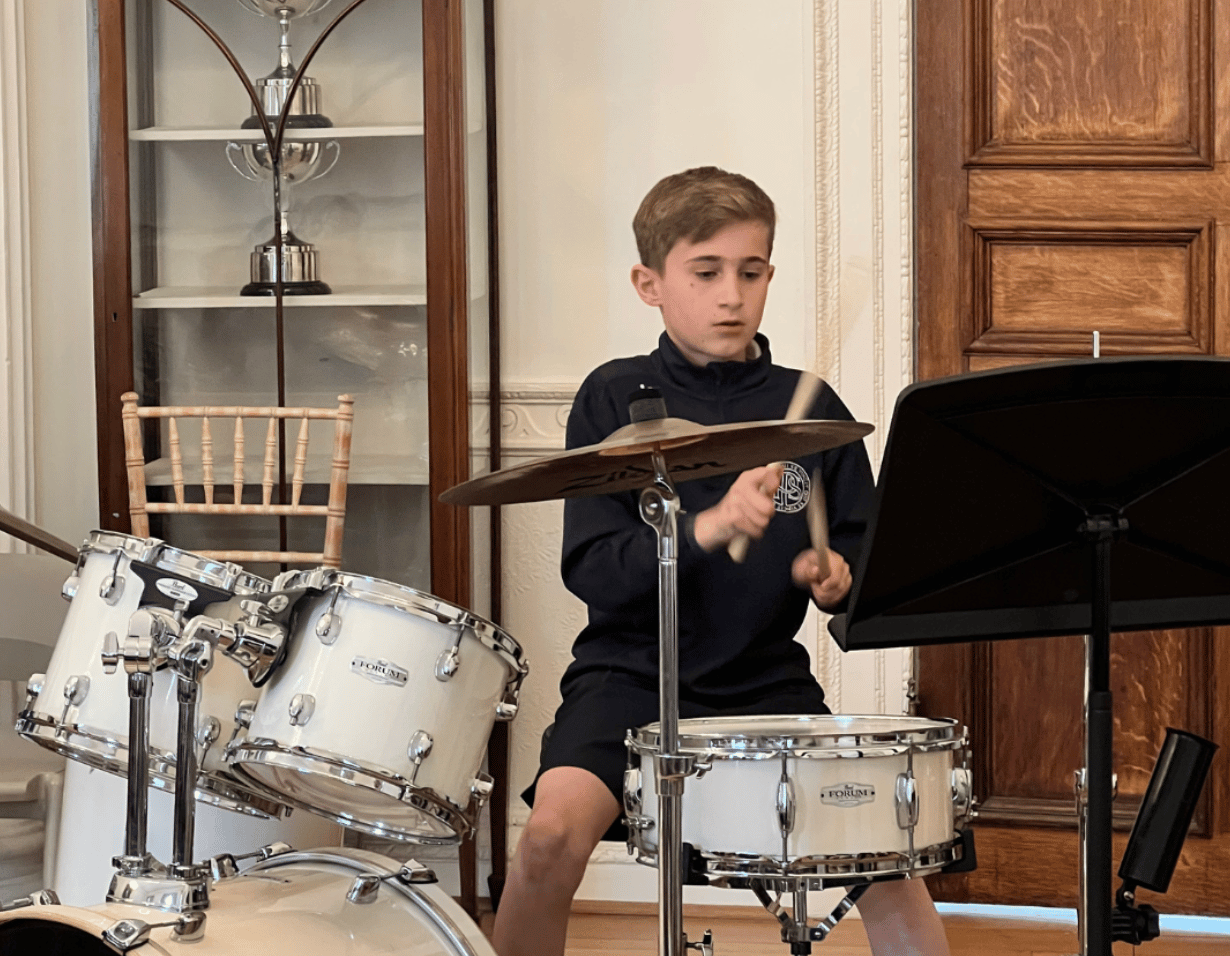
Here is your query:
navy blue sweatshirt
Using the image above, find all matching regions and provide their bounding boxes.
[560,332,875,700]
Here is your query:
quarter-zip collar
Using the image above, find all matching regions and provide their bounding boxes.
[652,331,773,400]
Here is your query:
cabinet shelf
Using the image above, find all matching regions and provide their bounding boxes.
[133,285,428,309]
[129,124,424,142]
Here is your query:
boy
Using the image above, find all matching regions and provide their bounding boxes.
[492,167,950,956]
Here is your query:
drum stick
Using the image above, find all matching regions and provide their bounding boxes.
[0,505,77,562]
[728,371,823,563]
[808,467,831,579]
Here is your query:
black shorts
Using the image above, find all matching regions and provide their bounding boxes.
[522,668,830,842]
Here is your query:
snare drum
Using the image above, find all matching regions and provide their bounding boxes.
[625,715,973,886]
[227,569,527,843]
[0,846,496,956]
[17,531,285,817]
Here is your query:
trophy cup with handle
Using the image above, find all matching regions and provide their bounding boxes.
[230,0,339,295]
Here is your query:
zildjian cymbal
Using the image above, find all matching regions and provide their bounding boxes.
[440,417,873,506]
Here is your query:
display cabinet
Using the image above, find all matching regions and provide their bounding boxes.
[88,0,498,910]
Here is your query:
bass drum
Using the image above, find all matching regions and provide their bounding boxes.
[0,847,494,956]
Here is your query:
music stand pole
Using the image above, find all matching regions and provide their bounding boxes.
[640,448,693,956]
[1077,517,1119,955]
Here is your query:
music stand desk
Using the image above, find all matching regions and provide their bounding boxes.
[830,356,1230,956]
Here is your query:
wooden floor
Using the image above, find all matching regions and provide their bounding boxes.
[481,904,1230,955]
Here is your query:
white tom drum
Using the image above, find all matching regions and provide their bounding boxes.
[17,531,286,818]
[625,714,973,886]
[0,847,496,956]
[227,569,527,843]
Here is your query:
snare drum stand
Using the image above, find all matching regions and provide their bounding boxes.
[639,449,713,956]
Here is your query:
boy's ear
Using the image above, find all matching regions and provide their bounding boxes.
[631,263,663,307]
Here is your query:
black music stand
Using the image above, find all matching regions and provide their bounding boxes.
[829,357,1230,956]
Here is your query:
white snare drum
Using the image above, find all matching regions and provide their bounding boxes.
[227,569,527,843]
[0,847,495,956]
[17,531,285,818]
[625,715,973,886]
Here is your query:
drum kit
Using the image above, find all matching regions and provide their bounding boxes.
[0,401,974,956]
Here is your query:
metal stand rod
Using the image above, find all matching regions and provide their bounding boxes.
[1077,519,1119,956]
[170,641,211,876]
[123,672,153,864]
[639,448,691,956]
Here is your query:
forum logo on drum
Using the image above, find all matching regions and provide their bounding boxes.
[819,782,876,807]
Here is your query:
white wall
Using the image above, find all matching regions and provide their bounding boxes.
[494,0,915,902]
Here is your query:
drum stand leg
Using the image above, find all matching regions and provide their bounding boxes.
[640,449,709,956]
[750,880,869,954]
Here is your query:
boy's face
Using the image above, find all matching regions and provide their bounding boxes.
[631,220,774,367]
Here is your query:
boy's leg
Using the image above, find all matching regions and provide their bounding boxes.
[491,765,621,956]
[857,877,951,956]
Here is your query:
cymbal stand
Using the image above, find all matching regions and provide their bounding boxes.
[639,448,711,956]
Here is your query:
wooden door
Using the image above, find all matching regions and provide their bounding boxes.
[915,0,1230,914]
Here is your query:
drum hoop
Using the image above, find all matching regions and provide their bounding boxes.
[79,531,271,595]
[17,711,287,819]
[226,739,476,843]
[627,716,964,757]
[631,835,964,886]
[246,848,491,956]
[279,568,526,675]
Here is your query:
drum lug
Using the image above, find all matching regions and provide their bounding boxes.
[0,888,59,912]
[196,715,221,761]
[347,874,383,904]
[61,569,81,600]
[895,772,919,830]
[951,766,974,820]
[173,911,207,942]
[435,624,467,681]
[397,860,439,885]
[57,674,90,735]
[24,672,44,705]
[407,730,434,784]
[315,589,343,644]
[288,693,316,727]
[470,771,495,806]
[495,700,519,720]
[776,776,797,839]
[234,699,257,730]
[102,919,152,952]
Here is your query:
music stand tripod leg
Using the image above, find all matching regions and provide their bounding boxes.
[640,449,704,956]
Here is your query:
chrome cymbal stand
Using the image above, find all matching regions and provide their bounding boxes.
[639,448,712,956]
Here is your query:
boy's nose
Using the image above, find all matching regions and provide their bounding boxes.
[718,272,743,308]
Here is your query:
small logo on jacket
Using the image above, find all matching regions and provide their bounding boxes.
[774,461,810,514]
[820,783,876,807]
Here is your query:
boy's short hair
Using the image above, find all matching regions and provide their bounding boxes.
[633,166,776,273]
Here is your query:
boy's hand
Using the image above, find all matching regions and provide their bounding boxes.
[792,547,851,611]
[693,464,784,552]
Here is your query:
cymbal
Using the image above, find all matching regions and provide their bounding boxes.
[441,417,873,506]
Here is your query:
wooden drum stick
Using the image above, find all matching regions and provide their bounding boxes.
[728,371,823,563]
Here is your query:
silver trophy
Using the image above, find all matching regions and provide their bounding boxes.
[231,0,339,295]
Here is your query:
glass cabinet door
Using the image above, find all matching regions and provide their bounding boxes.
[91,0,490,602]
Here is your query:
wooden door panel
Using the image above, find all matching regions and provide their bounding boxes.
[968,222,1211,355]
[916,0,1230,914]
[971,0,1212,165]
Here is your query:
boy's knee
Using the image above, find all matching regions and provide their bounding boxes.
[517,811,596,885]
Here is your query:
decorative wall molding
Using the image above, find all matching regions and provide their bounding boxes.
[470,384,575,459]
[0,0,35,548]
[813,0,841,395]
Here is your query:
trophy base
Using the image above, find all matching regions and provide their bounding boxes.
[241,279,332,296]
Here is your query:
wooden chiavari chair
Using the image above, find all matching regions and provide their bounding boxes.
[121,392,355,568]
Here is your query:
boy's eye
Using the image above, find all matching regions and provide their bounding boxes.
[695,270,717,279]
[742,271,764,280]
